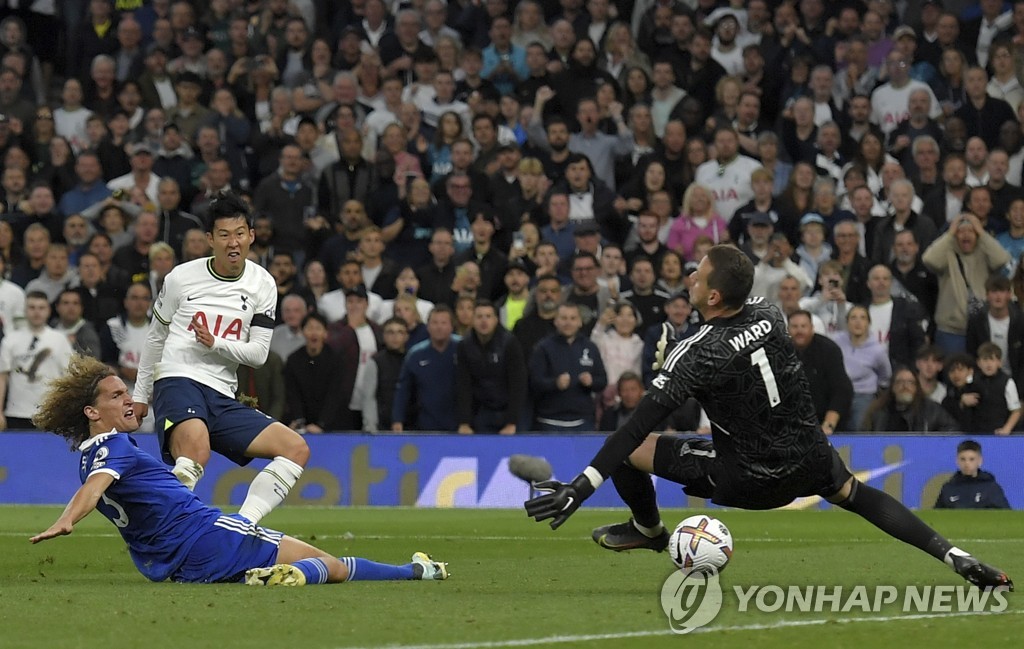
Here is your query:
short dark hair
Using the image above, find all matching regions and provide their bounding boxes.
[25,290,49,303]
[957,440,982,454]
[383,316,408,330]
[916,344,945,362]
[986,274,1011,293]
[617,370,644,391]
[428,303,454,323]
[977,341,1003,360]
[788,309,814,324]
[474,299,497,316]
[945,353,975,371]
[705,245,753,310]
[571,251,598,268]
[301,311,328,330]
[205,191,252,232]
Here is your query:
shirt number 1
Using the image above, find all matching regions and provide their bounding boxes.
[751,348,781,408]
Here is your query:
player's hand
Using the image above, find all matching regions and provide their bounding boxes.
[524,474,596,530]
[133,403,149,424]
[556,373,571,390]
[961,393,979,407]
[578,371,593,387]
[30,520,73,544]
[652,322,676,372]
[191,314,215,348]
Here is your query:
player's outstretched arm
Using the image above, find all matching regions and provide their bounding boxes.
[525,395,675,529]
[132,318,171,413]
[30,472,115,543]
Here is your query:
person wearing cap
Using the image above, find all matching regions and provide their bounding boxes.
[325,283,383,431]
[923,212,1011,353]
[739,210,775,264]
[796,212,833,282]
[497,258,532,330]
[890,25,941,91]
[640,290,697,386]
[106,142,163,205]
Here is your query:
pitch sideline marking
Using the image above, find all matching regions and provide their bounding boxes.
[341,610,1024,649]
[2,531,1022,544]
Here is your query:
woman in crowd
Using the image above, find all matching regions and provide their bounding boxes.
[832,305,892,431]
[590,300,643,408]
[667,183,729,262]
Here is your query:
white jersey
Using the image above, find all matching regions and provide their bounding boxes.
[0,280,25,333]
[133,258,277,403]
[107,314,156,431]
[695,155,762,221]
[870,80,941,135]
[0,327,73,418]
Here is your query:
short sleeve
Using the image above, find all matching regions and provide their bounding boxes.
[86,436,137,481]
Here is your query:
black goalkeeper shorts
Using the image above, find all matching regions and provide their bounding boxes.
[652,434,853,510]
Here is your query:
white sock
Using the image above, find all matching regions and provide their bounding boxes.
[944,546,970,570]
[238,456,304,524]
[172,457,205,490]
[632,519,666,538]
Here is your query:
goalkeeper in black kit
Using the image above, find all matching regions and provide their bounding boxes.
[524,245,1012,590]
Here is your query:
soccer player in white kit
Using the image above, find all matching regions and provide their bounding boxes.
[133,192,309,525]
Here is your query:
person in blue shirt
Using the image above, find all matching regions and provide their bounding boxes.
[480,17,528,96]
[30,355,449,587]
[392,304,460,431]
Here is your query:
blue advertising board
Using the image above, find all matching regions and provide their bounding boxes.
[1,433,1021,509]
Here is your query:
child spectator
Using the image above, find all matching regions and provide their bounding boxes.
[935,440,1011,509]
[974,342,1021,435]
[942,353,982,432]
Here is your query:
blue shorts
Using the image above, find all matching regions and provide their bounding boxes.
[171,514,283,583]
[154,377,277,466]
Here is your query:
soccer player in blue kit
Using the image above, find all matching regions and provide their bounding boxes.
[525,245,1012,591]
[30,355,448,586]
[132,192,307,526]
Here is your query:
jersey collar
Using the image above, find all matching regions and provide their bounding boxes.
[206,257,246,282]
[78,429,120,451]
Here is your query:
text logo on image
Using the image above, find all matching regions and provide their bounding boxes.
[660,568,723,634]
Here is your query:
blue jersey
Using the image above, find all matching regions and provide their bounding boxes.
[79,431,222,581]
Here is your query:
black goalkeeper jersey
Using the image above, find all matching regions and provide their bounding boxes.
[647,297,828,484]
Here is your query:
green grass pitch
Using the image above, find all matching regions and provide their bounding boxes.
[1,506,1021,649]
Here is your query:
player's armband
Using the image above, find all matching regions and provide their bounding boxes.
[251,313,275,329]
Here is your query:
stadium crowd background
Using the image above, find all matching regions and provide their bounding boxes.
[0,0,1023,436]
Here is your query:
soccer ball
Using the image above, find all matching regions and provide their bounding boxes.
[668,515,733,575]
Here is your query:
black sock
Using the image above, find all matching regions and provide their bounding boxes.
[610,463,662,531]
[836,480,953,563]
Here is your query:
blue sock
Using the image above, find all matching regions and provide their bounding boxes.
[292,558,330,585]
[340,557,415,581]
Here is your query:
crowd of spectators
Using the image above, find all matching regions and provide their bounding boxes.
[1,0,1024,434]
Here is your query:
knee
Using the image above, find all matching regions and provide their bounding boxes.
[325,556,349,583]
[280,429,310,466]
[169,425,212,465]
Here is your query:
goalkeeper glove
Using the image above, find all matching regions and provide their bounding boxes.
[651,322,677,372]
[524,474,596,530]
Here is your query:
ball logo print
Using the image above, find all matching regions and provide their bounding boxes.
[660,568,723,634]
